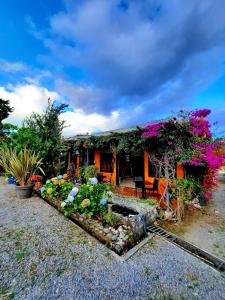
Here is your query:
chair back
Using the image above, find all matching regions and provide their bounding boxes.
[153,178,159,190]
[134,176,143,188]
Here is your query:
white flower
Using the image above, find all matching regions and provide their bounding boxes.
[61,202,66,208]
[89,177,98,185]
[46,180,50,184]
[57,175,63,179]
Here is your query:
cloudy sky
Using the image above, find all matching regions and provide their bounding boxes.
[0,0,225,136]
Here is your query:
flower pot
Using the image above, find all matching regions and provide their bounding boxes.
[15,184,34,199]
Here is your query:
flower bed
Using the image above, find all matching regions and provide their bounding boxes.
[39,177,157,254]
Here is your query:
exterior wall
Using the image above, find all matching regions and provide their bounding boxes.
[176,163,184,179]
[144,150,185,196]
[94,149,117,184]
[67,151,71,177]
[75,154,80,177]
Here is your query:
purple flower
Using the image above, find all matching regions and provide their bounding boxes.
[89,178,98,185]
[69,187,79,197]
[40,187,46,193]
[168,141,173,146]
[65,196,74,203]
[192,109,211,118]
[100,199,108,206]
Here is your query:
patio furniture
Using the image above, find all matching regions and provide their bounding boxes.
[144,178,159,199]
[134,176,144,198]
[97,173,106,184]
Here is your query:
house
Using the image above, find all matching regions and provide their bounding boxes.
[64,121,184,200]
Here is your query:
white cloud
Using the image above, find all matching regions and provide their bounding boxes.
[61,109,122,137]
[0,84,58,125]
[0,82,124,137]
[0,59,27,73]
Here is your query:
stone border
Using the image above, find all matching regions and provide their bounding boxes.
[39,195,154,259]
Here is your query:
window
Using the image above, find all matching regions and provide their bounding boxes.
[148,161,158,177]
[100,153,113,173]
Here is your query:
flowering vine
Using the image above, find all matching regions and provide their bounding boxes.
[142,109,225,201]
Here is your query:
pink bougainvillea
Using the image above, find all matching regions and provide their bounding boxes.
[142,108,225,201]
[141,122,164,137]
[191,109,211,118]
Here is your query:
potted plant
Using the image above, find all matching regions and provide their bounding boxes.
[0,147,44,198]
[84,165,98,182]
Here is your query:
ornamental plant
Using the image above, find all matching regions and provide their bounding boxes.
[0,147,44,186]
[142,109,225,203]
[61,183,112,217]
[41,178,73,200]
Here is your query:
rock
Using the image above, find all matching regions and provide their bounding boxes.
[118,226,123,232]
[122,235,129,241]
[103,228,110,234]
[115,244,123,253]
[106,233,112,240]
[117,239,124,245]
[112,235,118,241]
[119,232,126,238]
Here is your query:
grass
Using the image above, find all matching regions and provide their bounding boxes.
[148,238,157,248]
[144,266,150,276]
[0,287,15,299]
[55,267,65,277]
[15,251,26,262]
[187,272,200,289]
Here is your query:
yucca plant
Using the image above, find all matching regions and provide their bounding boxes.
[0,147,44,186]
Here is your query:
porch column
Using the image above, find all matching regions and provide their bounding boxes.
[94,149,100,171]
[112,148,117,185]
[143,150,149,182]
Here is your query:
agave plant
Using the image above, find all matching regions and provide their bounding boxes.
[0,147,44,186]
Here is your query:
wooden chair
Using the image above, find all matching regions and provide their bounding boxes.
[144,178,159,199]
[134,176,144,197]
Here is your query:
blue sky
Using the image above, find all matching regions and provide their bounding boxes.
[0,0,225,136]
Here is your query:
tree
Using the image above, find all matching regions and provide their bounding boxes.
[0,99,14,127]
[23,99,69,178]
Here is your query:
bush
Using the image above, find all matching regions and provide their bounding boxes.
[102,212,120,227]
[0,147,44,186]
[84,165,98,180]
[62,183,112,217]
[41,179,73,201]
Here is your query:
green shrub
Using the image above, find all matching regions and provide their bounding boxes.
[84,165,98,180]
[42,179,73,201]
[63,183,112,217]
[102,212,120,226]
[171,178,202,204]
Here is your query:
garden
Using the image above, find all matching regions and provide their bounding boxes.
[0,98,225,255]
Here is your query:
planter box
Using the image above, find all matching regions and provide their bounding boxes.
[40,195,157,254]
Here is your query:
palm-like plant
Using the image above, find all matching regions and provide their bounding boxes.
[0,147,44,186]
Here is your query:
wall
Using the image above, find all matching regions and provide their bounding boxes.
[94,149,117,184]
[144,150,184,195]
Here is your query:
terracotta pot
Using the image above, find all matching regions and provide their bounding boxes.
[15,184,34,199]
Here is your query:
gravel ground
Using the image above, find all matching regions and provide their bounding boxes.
[163,179,225,261]
[0,178,225,300]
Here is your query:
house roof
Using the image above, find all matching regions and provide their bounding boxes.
[65,118,169,142]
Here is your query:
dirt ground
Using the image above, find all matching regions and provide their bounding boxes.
[162,177,225,260]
